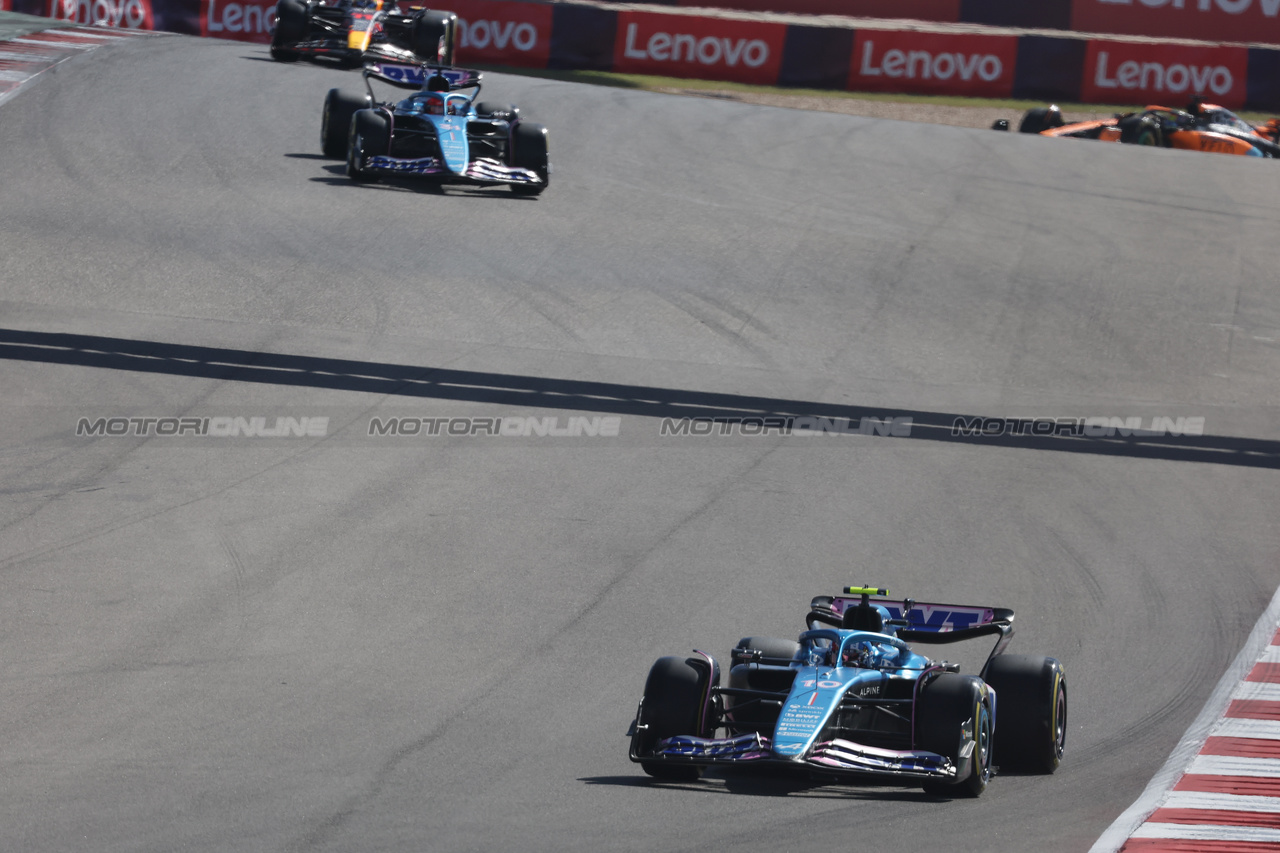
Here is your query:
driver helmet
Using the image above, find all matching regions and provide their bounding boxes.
[422,94,444,115]
[842,640,874,669]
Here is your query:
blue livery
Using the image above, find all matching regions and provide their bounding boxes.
[628,587,1067,797]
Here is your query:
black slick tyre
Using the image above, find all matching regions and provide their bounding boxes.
[637,656,714,781]
[346,110,388,182]
[916,673,993,798]
[724,637,800,736]
[510,122,549,196]
[322,89,370,159]
[270,0,306,60]
[983,655,1066,773]
[474,102,519,122]
[1120,114,1164,147]
[733,636,801,665]
[1019,106,1064,134]
[410,11,457,65]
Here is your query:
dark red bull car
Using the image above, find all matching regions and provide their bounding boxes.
[270,0,456,68]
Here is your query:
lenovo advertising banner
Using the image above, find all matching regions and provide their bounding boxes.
[1072,0,1280,47]
[449,0,553,68]
[41,0,154,29]
[673,0,960,23]
[200,0,273,42]
[1080,39,1249,109]
[612,10,786,85]
[850,30,1017,97]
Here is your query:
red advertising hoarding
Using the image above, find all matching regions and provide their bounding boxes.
[43,0,154,29]
[1080,40,1249,109]
[200,0,274,43]
[448,0,553,68]
[849,30,1017,97]
[612,10,786,85]
[675,0,961,23]
[1073,0,1280,48]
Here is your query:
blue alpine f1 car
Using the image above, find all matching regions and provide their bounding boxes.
[628,587,1066,796]
[320,62,548,195]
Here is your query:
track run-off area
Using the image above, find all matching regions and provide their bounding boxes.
[2,25,1280,853]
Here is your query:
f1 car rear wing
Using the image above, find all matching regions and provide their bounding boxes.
[363,61,482,91]
[807,587,1015,647]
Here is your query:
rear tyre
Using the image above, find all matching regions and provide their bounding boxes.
[270,0,306,61]
[1019,106,1064,134]
[322,89,371,158]
[732,636,801,665]
[474,102,520,122]
[983,655,1066,773]
[1120,114,1163,147]
[724,636,800,735]
[411,10,457,65]
[510,122,549,196]
[917,674,993,798]
[638,656,715,781]
[347,110,389,182]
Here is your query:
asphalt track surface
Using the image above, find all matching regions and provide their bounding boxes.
[2,29,1280,853]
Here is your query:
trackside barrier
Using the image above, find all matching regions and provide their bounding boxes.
[611,0,1280,47]
[3,0,1280,109]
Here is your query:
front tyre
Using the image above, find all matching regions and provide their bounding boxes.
[917,674,993,798]
[270,0,306,61]
[346,110,388,182]
[636,656,717,781]
[510,122,549,196]
[322,89,371,159]
[984,655,1066,773]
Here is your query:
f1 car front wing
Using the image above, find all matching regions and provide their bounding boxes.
[641,733,957,781]
[364,155,542,185]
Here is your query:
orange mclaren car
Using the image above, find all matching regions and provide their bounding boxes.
[994,98,1280,158]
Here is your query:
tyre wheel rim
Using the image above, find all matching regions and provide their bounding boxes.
[977,700,992,779]
[1053,683,1067,758]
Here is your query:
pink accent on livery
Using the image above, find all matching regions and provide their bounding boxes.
[692,650,715,737]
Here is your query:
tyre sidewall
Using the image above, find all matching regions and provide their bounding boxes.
[984,654,1066,773]
[917,673,992,797]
